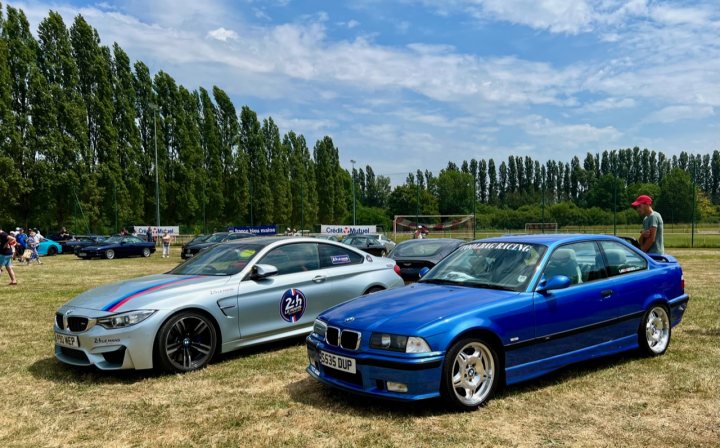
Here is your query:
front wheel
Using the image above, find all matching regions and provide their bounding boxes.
[639,305,671,356]
[142,248,151,257]
[441,338,500,410]
[47,246,58,256]
[156,312,217,373]
[105,249,115,260]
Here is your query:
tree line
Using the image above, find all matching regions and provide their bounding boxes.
[1,5,718,234]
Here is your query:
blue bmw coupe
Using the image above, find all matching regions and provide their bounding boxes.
[307,234,689,409]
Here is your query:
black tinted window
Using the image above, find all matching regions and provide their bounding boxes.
[260,243,320,275]
[318,244,364,268]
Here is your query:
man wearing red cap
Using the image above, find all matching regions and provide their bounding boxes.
[632,195,664,254]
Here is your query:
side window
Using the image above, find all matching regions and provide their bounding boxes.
[318,243,364,268]
[543,242,604,285]
[600,241,647,277]
[259,243,319,275]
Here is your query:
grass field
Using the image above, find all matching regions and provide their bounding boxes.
[0,250,717,447]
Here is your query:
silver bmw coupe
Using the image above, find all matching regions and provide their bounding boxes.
[54,237,405,372]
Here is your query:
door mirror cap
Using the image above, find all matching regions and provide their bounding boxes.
[418,267,431,278]
[537,275,571,293]
[252,264,279,280]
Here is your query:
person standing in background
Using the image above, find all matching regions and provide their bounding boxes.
[161,231,171,258]
[632,195,664,254]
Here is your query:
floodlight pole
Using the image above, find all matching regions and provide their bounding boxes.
[149,103,161,236]
[691,159,696,248]
[351,159,356,225]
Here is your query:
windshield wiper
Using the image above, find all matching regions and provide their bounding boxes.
[419,278,464,286]
[465,282,515,291]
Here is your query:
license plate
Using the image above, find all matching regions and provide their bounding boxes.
[319,351,356,374]
[186,253,193,258]
[55,333,79,348]
[78,253,87,257]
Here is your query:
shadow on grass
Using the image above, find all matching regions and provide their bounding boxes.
[29,357,162,384]
[287,351,640,416]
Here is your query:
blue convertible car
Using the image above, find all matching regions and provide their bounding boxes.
[307,234,689,409]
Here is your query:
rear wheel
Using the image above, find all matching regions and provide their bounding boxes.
[105,249,115,260]
[639,305,671,356]
[47,246,58,256]
[442,338,500,410]
[142,248,151,257]
[364,286,384,294]
[156,311,217,373]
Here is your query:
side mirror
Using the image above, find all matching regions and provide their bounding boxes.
[418,267,430,278]
[252,263,278,280]
[536,275,571,293]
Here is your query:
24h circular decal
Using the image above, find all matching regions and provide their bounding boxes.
[280,288,307,322]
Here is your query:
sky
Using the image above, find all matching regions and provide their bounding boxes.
[10,0,720,184]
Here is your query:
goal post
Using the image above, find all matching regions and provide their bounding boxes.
[524,222,558,234]
[393,215,475,241]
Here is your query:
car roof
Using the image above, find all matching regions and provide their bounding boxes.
[472,233,625,246]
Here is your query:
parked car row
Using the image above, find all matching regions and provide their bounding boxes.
[53,233,688,410]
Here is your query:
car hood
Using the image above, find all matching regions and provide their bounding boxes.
[62,274,229,313]
[81,243,123,251]
[321,283,518,334]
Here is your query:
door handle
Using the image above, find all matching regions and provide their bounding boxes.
[601,289,613,298]
[312,275,327,283]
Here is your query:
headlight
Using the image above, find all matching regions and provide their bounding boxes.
[97,310,156,329]
[312,319,327,339]
[370,333,431,353]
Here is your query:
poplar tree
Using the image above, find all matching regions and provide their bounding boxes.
[213,86,242,222]
[240,106,271,225]
[314,136,336,223]
[264,117,291,227]
[199,87,224,225]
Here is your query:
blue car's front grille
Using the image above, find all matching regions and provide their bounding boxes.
[325,326,361,351]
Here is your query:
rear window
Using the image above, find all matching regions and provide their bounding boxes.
[394,241,451,257]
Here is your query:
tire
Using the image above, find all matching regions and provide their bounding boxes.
[156,311,217,373]
[142,248,151,257]
[365,286,384,294]
[105,249,115,260]
[638,305,671,357]
[441,338,500,410]
[47,246,58,256]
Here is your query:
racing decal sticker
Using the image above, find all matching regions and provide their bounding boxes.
[101,276,203,312]
[280,288,307,323]
[461,242,531,252]
[330,254,351,265]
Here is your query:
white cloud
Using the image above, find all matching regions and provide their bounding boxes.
[499,115,622,145]
[642,105,715,124]
[582,97,636,113]
[207,27,238,42]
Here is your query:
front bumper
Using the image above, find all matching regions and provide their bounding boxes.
[306,334,444,401]
[54,312,164,370]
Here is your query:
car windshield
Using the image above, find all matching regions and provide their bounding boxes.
[394,241,454,257]
[102,236,123,244]
[420,242,546,291]
[187,234,209,245]
[204,233,228,243]
[169,243,264,276]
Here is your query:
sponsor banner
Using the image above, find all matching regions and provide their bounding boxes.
[133,226,180,237]
[320,225,376,235]
[228,225,277,235]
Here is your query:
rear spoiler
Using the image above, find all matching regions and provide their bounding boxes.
[648,253,678,263]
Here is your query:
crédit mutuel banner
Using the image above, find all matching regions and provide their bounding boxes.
[320,225,376,235]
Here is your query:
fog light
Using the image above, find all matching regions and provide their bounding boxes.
[386,381,408,393]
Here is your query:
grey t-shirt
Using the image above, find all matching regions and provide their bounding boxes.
[643,211,664,254]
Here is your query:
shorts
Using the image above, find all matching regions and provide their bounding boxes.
[0,255,12,267]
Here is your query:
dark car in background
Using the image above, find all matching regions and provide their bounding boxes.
[76,235,156,260]
[180,234,209,259]
[56,235,108,254]
[389,238,464,281]
[181,232,256,259]
[342,234,396,257]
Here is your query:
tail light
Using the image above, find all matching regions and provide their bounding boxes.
[393,264,402,277]
[681,274,684,291]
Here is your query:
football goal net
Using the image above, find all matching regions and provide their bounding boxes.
[524,222,558,234]
[393,215,475,241]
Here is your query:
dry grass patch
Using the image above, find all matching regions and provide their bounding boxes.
[0,250,717,447]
